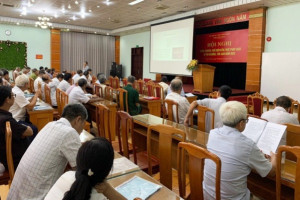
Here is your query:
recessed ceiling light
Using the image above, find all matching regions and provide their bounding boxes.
[72,15,77,20]
[54,13,58,18]
[31,0,35,2]
[67,29,69,31]
[81,13,85,18]
[129,0,144,6]
[65,20,68,22]
[61,8,66,13]
[106,33,110,35]
[94,32,97,34]
[68,4,71,9]
[88,9,92,12]
[97,5,100,8]
[75,1,79,5]
[103,0,113,6]
[16,22,20,25]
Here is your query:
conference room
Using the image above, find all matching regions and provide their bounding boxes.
[0,0,300,199]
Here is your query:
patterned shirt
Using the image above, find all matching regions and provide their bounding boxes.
[7,118,81,200]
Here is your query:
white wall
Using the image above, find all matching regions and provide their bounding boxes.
[0,24,51,69]
[120,31,155,80]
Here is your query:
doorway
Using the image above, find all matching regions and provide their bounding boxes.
[131,47,143,80]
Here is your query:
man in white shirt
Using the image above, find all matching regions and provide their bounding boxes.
[48,74,63,107]
[83,61,90,72]
[184,85,232,133]
[159,76,169,97]
[69,78,100,104]
[7,104,87,200]
[34,69,45,92]
[261,96,299,146]
[58,73,72,92]
[165,79,190,124]
[2,69,11,86]
[13,67,21,81]
[72,69,82,81]
[203,101,276,200]
[9,74,41,140]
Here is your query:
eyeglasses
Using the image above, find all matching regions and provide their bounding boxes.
[11,93,16,97]
[243,119,249,123]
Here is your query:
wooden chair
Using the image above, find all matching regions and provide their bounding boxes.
[115,111,137,163]
[197,105,215,132]
[164,99,179,123]
[29,77,34,93]
[284,123,300,161]
[5,121,14,186]
[91,75,97,84]
[108,76,113,87]
[104,86,114,101]
[56,88,62,116]
[178,142,221,200]
[44,84,52,105]
[116,88,128,112]
[145,81,154,96]
[276,145,300,200]
[153,83,164,100]
[112,76,120,89]
[147,124,186,190]
[136,79,144,94]
[96,104,111,141]
[123,78,128,86]
[94,84,103,98]
[247,92,269,116]
[37,82,42,99]
[60,91,69,111]
[208,91,218,99]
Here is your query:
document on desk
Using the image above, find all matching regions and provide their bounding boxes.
[109,157,139,178]
[116,176,162,200]
[242,117,286,155]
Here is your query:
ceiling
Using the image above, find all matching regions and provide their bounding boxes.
[0,0,300,35]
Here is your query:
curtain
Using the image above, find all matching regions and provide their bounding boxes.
[60,32,115,78]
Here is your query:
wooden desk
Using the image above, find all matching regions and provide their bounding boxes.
[86,99,118,141]
[139,95,162,117]
[108,170,182,200]
[28,101,54,131]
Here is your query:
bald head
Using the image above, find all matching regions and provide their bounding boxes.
[42,74,50,83]
[170,78,183,93]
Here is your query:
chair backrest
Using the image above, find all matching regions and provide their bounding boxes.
[115,111,137,163]
[153,83,164,100]
[208,91,218,99]
[137,79,144,94]
[117,88,128,112]
[123,78,128,86]
[197,105,215,132]
[178,142,221,200]
[247,92,269,116]
[91,75,97,84]
[94,84,103,98]
[29,78,34,93]
[112,76,120,89]
[44,84,52,105]
[61,91,69,111]
[164,99,179,123]
[56,88,62,115]
[104,86,114,101]
[109,76,113,87]
[37,82,42,99]
[284,123,300,161]
[96,104,111,141]
[276,145,300,200]
[147,124,186,190]
[5,121,14,186]
[145,81,154,96]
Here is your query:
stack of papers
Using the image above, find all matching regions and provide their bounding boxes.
[116,176,162,200]
[33,106,52,111]
[143,96,160,100]
[109,157,139,178]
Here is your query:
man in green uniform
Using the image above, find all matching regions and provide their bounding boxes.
[123,75,141,115]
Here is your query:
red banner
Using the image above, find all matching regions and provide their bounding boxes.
[196,29,248,63]
[195,12,249,28]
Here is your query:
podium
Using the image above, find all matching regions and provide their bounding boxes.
[192,64,215,93]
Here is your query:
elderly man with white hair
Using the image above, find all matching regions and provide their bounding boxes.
[9,74,41,141]
[203,101,276,200]
[165,78,190,124]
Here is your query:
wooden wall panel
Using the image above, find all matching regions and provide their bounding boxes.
[51,29,60,72]
[115,36,120,65]
[245,8,266,92]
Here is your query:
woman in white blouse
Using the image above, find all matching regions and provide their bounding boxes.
[45,138,125,200]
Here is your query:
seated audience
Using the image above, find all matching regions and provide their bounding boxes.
[22,67,29,77]
[46,69,53,79]
[167,76,185,97]
[96,75,107,97]
[7,104,87,200]
[39,66,44,71]
[9,74,40,138]
[41,74,50,101]
[83,61,90,72]
[45,137,126,200]
[184,85,232,132]
[0,86,33,169]
[72,69,83,81]
[165,79,190,124]
[66,77,80,95]
[261,96,299,146]
[49,73,63,106]
[34,69,45,92]
[13,67,21,81]
[2,69,11,86]
[29,68,38,80]
[69,79,100,104]
[159,76,169,96]
[123,75,141,115]
[58,72,72,92]
[81,70,92,86]
[203,101,276,200]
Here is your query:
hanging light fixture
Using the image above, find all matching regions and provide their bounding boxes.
[35,17,53,29]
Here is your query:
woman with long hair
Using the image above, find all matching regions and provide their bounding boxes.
[45,137,125,200]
